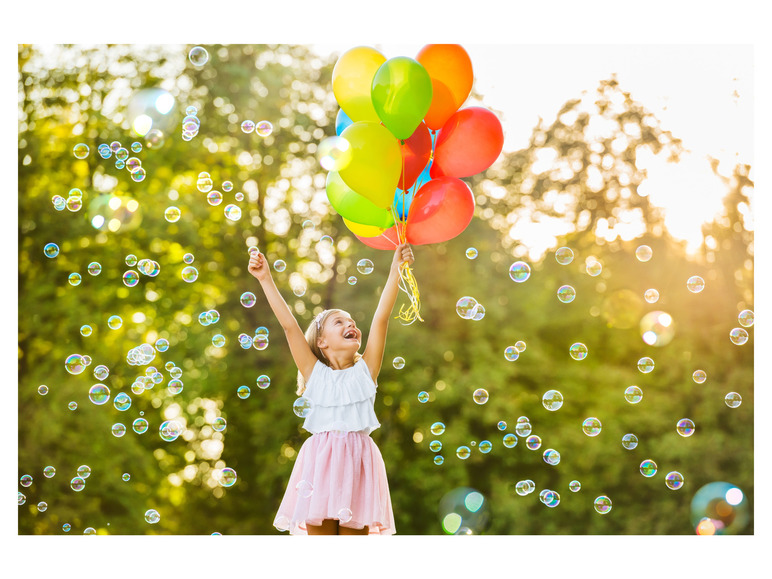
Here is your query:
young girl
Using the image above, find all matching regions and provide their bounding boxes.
[248,242,414,535]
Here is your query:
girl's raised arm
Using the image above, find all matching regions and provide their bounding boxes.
[248,251,317,382]
[362,243,415,382]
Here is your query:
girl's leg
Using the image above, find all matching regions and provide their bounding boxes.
[306,518,338,535]
[338,524,369,535]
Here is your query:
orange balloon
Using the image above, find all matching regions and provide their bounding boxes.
[416,44,473,129]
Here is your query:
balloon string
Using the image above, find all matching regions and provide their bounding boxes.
[390,204,423,325]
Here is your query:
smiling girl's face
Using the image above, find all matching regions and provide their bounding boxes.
[318,310,361,355]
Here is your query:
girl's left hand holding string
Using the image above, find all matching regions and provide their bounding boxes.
[392,243,415,270]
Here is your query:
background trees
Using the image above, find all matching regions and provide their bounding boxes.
[17,44,753,535]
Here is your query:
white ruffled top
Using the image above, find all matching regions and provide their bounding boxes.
[301,358,381,435]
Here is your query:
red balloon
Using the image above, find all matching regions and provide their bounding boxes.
[354,225,401,250]
[406,177,475,245]
[430,107,504,178]
[397,122,432,191]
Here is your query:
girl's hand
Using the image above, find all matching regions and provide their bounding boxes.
[392,243,414,270]
[248,251,271,282]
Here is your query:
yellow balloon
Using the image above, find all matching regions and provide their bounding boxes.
[343,218,387,238]
[339,121,401,209]
[332,46,386,122]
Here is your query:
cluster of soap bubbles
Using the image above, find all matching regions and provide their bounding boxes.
[196,172,242,222]
[455,296,486,320]
[182,106,201,141]
[126,343,157,367]
[241,118,275,138]
[51,187,88,213]
[503,341,526,361]
[96,140,147,182]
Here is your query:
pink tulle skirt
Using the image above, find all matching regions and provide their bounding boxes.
[273,431,396,535]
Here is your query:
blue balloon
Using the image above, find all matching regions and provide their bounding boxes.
[336,108,353,136]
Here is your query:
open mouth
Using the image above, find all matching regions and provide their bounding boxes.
[344,330,358,340]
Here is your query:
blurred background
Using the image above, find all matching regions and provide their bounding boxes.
[17,43,753,535]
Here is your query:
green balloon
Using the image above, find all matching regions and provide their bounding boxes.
[326,171,395,229]
[371,57,433,140]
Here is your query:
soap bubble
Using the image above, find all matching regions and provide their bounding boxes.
[132,418,149,434]
[594,495,613,514]
[624,385,642,404]
[43,243,59,258]
[509,261,531,283]
[677,418,695,437]
[585,257,602,276]
[65,354,86,375]
[66,196,82,211]
[640,311,675,346]
[20,474,33,487]
[569,342,588,360]
[665,471,685,490]
[737,309,754,327]
[43,466,56,478]
[256,120,273,137]
[439,487,489,534]
[543,448,561,465]
[555,247,574,265]
[542,389,563,411]
[622,433,638,449]
[317,136,352,170]
[212,334,226,348]
[540,490,560,508]
[729,328,748,345]
[429,440,442,452]
[418,391,429,403]
[465,247,478,259]
[471,304,485,320]
[430,422,445,436]
[224,204,242,221]
[644,288,659,303]
[88,384,110,405]
[108,315,122,329]
[73,143,90,159]
[582,417,602,436]
[159,420,183,442]
[478,440,492,454]
[212,417,227,432]
[515,481,530,496]
[497,421,507,431]
[87,262,102,276]
[122,270,139,287]
[183,253,195,264]
[188,46,209,66]
[525,435,542,450]
[257,375,271,389]
[690,481,750,535]
[693,369,707,384]
[686,275,705,293]
[155,338,169,352]
[182,266,199,283]
[724,392,742,408]
[569,480,581,492]
[635,245,652,262]
[130,167,146,182]
[455,296,479,319]
[472,388,489,404]
[637,357,654,373]
[68,273,82,286]
[197,173,213,193]
[356,259,374,275]
[515,419,532,437]
[240,292,256,308]
[70,477,86,492]
[392,357,405,369]
[113,392,131,411]
[347,276,357,285]
[112,423,127,437]
[293,397,313,418]
[37,384,48,395]
[502,434,517,448]
[237,385,251,399]
[273,260,286,272]
[164,206,181,223]
[504,346,519,361]
[456,446,471,460]
[515,341,526,352]
[241,120,255,133]
[68,401,77,411]
[77,465,91,479]
[639,459,657,477]
[168,379,183,395]
[52,195,66,210]
[63,523,71,532]
[557,285,576,303]
[145,129,165,148]
[140,510,162,526]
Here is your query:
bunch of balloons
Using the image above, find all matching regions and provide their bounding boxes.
[323,43,504,249]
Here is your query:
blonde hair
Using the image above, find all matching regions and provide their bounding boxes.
[296,308,361,395]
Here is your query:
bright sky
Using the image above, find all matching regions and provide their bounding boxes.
[314,43,753,253]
